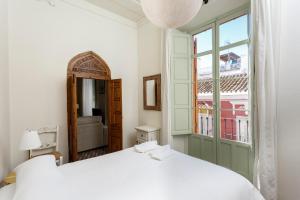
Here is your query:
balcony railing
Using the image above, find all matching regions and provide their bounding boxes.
[198,114,250,143]
[198,114,214,137]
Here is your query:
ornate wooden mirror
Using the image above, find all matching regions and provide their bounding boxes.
[67,51,123,162]
[143,74,161,111]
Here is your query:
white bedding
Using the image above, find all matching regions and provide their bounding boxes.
[58,148,264,200]
[0,184,15,200]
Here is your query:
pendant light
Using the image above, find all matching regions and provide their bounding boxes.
[140,0,208,28]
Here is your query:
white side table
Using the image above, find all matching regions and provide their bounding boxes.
[135,125,160,144]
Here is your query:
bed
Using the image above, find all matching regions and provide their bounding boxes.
[0,148,264,200]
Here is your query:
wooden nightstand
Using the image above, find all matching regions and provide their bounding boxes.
[2,172,16,186]
[50,151,63,166]
[135,125,160,144]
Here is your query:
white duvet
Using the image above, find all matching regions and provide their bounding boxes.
[57,148,264,200]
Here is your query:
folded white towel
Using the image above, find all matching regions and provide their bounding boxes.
[149,145,173,161]
[134,141,159,153]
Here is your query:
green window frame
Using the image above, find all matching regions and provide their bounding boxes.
[189,6,256,181]
[192,8,253,146]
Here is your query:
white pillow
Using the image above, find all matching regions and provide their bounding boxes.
[0,184,16,200]
[134,140,159,153]
[13,155,69,200]
[14,155,58,186]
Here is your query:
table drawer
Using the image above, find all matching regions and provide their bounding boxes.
[137,138,146,144]
[137,131,148,140]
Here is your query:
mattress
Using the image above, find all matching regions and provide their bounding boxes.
[58,148,264,200]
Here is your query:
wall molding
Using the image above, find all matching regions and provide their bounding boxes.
[60,0,138,29]
[36,0,56,7]
[137,16,149,27]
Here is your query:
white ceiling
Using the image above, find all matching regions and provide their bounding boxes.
[179,0,250,32]
[86,0,250,31]
[86,0,144,22]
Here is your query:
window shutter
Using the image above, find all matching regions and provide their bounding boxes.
[170,31,192,136]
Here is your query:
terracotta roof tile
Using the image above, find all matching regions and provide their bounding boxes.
[198,73,248,93]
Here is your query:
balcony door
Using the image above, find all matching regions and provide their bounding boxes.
[189,9,254,181]
[190,24,217,164]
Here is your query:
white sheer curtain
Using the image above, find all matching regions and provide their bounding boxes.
[82,79,95,116]
[161,29,172,145]
[252,0,281,199]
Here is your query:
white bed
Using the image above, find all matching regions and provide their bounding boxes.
[0,184,15,200]
[0,148,264,200]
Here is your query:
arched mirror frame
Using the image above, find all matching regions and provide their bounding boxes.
[67,51,114,162]
[67,51,111,80]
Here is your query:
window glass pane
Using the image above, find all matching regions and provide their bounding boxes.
[196,54,214,137]
[197,54,213,77]
[219,44,250,143]
[219,44,249,74]
[219,15,248,47]
[194,29,212,54]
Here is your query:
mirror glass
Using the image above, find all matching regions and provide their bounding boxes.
[76,78,106,124]
[76,78,108,155]
[146,80,156,106]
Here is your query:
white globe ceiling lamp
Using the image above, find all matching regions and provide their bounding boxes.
[140,0,206,29]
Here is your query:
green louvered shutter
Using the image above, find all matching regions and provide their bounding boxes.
[170,31,193,136]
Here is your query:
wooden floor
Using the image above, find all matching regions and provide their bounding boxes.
[78,147,108,160]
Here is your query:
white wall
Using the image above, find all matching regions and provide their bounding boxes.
[137,21,162,142]
[277,0,300,199]
[0,0,10,180]
[137,21,189,152]
[8,0,139,168]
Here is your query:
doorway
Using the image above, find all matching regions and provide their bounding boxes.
[67,51,123,162]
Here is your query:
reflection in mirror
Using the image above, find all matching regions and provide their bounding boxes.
[76,78,108,157]
[82,79,95,116]
[76,78,106,124]
[146,80,156,106]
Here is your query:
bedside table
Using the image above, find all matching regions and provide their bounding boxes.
[2,172,16,186]
[135,125,160,144]
[50,151,63,166]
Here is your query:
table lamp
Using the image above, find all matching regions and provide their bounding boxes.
[19,130,41,158]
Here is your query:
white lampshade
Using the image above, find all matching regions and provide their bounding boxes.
[141,0,203,28]
[19,130,42,150]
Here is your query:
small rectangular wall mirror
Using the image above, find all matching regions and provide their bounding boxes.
[143,74,161,111]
